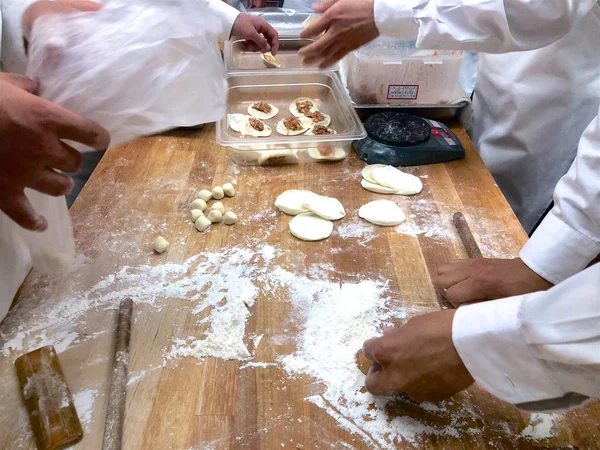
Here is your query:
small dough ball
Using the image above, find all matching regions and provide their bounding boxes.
[223,183,236,197]
[190,209,204,222]
[211,201,225,213]
[207,209,223,223]
[198,189,212,202]
[195,216,211,232]
[153,236,170,253]
[191,199,207,211]
[223,211,238,225]
[212,186,225,200]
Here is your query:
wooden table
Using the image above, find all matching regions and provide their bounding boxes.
[1,121,598,449]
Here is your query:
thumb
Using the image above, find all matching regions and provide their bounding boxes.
[250,29,270,53]
[312,0,338,13]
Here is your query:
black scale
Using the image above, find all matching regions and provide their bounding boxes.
[354,112,465,166]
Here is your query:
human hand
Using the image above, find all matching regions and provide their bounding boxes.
[231,14,280,55]
[299,0,379,68]
[0,75,110,231]
[434,258,553,307]
[22,0,103,42]
[363,310,474,402]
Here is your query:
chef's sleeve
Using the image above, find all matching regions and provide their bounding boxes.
[206,0,240,40]
[452,263,600,412]
[519,111,600,285]
[374,0,599,53]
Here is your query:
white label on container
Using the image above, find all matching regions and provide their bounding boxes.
[387,85,419,100]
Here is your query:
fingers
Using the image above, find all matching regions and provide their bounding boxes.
[365,365,397,395]
[434,267,470,291]
[256,20,279,55]
[319,47,347,69]
[49,142,83,173]
[0,191,48,231]
[45,102,110,150]
[55,0,103,12]
[312,0,339,13]
[0,74,39,94]
[299,33,336,64]
[30,168,74,197]
[300,14,330,39]
[444,278,487,307]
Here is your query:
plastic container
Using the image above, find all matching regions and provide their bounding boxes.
[345,38,464,105]
[216,71,366,165]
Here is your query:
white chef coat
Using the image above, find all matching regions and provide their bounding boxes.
[375,0,600,233]
[0,0,240,323]
[453,263,600,411]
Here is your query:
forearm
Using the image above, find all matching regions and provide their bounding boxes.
[374,0,598,53]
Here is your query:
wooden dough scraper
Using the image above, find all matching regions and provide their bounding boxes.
[15,345,83,450]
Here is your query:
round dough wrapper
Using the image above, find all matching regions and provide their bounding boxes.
[358,200,406,226]
[371,166,423,195]
[303,195,345,220]
[153,236,170,253]
[302,111,331,127]
[242,117,272,137]
[258,150,299,165]
[228,113,247,133]
[275,189,318,215]
[276,118,309,136]
[305,126,336,136]
[361,164,388,184]
[248,102,279,120]
[360,178,398,194]
[289,213,334,241]
[289,97,318,117]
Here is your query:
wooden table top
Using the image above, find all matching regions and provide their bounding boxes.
[1,121,598,450]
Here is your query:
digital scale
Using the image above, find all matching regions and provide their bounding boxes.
[353,112,465,166]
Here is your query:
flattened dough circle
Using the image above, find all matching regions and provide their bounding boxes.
[358,200,406,226]
[289,213,334,241]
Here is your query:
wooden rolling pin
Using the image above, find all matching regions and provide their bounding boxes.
[102,298,133,450]
[452,212,483,259]
[15,346,83,450]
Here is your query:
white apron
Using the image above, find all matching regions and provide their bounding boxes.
[472,4,600,233]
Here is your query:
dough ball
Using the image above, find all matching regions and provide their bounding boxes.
[275,189,318,215]
[289,212,333,241]
[198,189,213,202]
[212,186,225,200]
[223,183,236,197]
[302,195,345,220]
[153,236,170,253]
[195,216,211,232]
[211,201,225,213]
[190,209,204,222]
[191,198,207,211]
[223,211,238,225]
[208,209,223,223]
[358,200,406,226]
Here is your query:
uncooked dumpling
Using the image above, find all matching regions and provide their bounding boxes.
[358,200,406,226]
[258,150,299,165]
[289,97,318,117]
[289,213,334,241]
[276,117,309,136]
[302,110,331,127]
[275,190,318,215]
[248,102,279,120]
[302,195,345,220]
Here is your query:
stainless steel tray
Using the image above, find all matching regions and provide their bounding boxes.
[216,71,366,165]
[225,37,339,73]
[352,101,470,121]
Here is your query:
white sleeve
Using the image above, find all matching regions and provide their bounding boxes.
[520,110,600,284]
[452,263,600,411]
[206,0,240,40]
[374,0,599,53]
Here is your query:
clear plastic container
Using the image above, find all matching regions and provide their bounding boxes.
[216,71,366,165]
[345,38,464,105]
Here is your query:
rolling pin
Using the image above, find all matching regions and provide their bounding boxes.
[15,346,83,450]
[452,212,483,259]
[102,298,133,450]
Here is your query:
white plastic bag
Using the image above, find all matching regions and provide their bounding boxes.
[16,0,228,276]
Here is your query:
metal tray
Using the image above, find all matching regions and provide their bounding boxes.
[225,37,339,73]
[216,71,366,165]
[353,101,470,121]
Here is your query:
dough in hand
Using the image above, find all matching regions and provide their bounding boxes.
[222,183,235,197]
[358,200,406,226]
[208,209,223,223]
[154,236,170,253]
[223,211,237,225]
[275,190,319,215]
[211,201,225,213]
[192,198,207,211]
[198,190,212,202]
[289,213,334,241]
[302,195,345,220]
[195,216,211,232]
[212,186,225,200]
[190,209,204,222]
